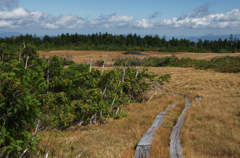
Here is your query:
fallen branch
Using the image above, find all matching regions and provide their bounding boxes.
[45,151,49,158]
[19,119,41,158]
[110,71,125,110]
[19,148,28,158]
[75,151,83,158]
[30,119,40,141]
[64,136,76,146]
[147,89,157,103]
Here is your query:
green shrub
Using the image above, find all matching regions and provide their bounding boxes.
[218,49,232,53]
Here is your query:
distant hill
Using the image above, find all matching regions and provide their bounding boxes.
[0,32,22,38]
[0,32,44,39]
[185,34,240,43]
[164,34,240,43]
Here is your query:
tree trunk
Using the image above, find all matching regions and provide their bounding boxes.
[24,55,29,69]
[18,51,21,62]
[89,60,92,72]
[102,48,109,75]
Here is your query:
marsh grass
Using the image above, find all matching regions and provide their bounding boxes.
[147,67,240,158]
[33,66,240,158]
[32,51,240,157]
[37,50,240,66]
[149,98,185,158]
[33,92,182,157]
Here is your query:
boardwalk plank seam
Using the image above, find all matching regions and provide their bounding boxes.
[169,98,191,158]
[134,103,177,158]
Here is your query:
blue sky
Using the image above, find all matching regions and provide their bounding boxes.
[0,0,240,37]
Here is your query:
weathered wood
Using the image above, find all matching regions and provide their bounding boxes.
[24,55,29,69]
[18,51,21,62]
[156,81,173,91]
[169,98,191,158]
[89,60,92,72]
[147,90,157,103]
[101,48,109,75]
[145,78,165,92]
[195,97,202,102]
[134,103,177,158]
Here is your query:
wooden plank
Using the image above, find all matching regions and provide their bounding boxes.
[134,103,177,158]
[195,97,202,102]
[169,98,191,158]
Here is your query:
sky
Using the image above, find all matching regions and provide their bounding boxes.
[0,0,240,37]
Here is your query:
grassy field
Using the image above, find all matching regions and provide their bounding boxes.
[38,50,240,66]
[35,51,240,158]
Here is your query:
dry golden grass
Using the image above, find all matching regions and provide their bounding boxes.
[34,51,240,157]
[146,67,240,158]
[35,93,182,158]
[38,50,240,66]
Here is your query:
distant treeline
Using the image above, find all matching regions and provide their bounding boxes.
[1,32,240,53]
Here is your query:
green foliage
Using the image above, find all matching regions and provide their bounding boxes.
[113,54,240,73]
[218,49,232,53]
[1,32,239,53]
[0,42,171,157]
[95,60,104,67]
[0,60,45,157]
[60,57,75,66]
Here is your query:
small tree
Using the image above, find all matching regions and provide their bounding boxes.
[21,43,38,69]
[0,61,46,157]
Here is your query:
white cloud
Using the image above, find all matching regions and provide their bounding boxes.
[55,14,78,26]
[134,19,154,28]
[153,8,240,29]
[89,19,100,25]
[0,7,240,31]
[43,23,59,29]
[101,24,110,28]
[221,9,240,21]
[0,7,29,19]
[107,15,134,23]
[30,11,48,22]
[0,20,17,28]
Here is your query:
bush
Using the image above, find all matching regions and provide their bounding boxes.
[218,49,232,53]
[95,60,104,67]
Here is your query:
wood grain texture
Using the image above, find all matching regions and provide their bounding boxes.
[134,103,177,158]
[169,98,191,158]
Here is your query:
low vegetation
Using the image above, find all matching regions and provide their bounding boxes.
[0,43,171,157]
[0,42,239,157]
[113,54,240,73]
